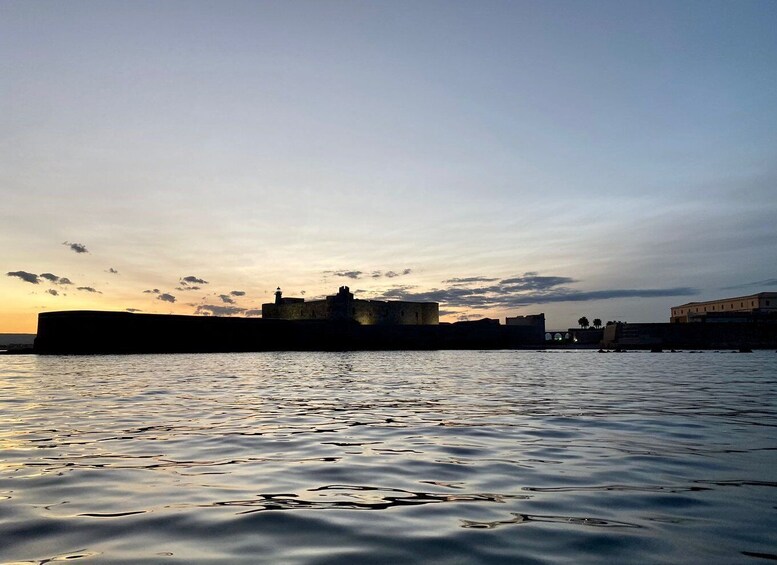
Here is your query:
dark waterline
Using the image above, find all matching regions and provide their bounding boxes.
[1,351,776,564]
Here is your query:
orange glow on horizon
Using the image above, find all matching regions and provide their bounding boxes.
[0,312,38,334]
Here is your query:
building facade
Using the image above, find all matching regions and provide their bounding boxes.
[670,292,777,323]
[262,286,439,325]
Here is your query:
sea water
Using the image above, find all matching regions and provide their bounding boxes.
[0,350,775,564]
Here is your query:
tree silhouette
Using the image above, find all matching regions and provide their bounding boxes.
[578,316,590,329]
[592,318,602,329]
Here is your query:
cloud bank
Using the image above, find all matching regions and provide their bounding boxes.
[373,272,697,310]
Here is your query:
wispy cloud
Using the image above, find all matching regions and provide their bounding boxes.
[143,289,160,294]
[40,273,73,285]
[219,294,235,304]
[157,293,176,303]
[107,268,119,274]
[126,308,141,313]
[7,271,40,284]
[244,309,262,317]
[175,286,201,291]
[443,276,499,285]
[180,276,208,285]
[195,304,245,316]
[230,290,245,296]
[77,286,102,294]
[498,273,577,290]
[327,270,363,280]
[46,289,59,296]
[520,288,698,304]
[721,278,777,290]
[371,269,413,279]
[328,268,413,281]
[63,241,88,254]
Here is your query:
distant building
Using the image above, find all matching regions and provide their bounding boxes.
[262,286,439,325]
[670,292,777,323]
[506,313,545,327]
[567,328,604,344]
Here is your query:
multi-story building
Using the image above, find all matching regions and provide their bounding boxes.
[670,292,777,323]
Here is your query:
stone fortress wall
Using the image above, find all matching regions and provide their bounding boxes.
[262,286,439,325]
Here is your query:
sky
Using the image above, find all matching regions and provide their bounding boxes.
[2,0,776,333]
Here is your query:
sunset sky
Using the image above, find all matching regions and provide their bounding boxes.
[2,0,776,333]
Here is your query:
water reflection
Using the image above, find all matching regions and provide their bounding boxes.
[1,351,776,563]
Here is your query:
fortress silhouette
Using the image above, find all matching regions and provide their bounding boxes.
[34,287,545,354]
[263,286,439,325]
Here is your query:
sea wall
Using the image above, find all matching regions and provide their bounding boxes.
[602,321,777,349]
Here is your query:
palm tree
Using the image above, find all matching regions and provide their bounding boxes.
[592,318,602,329]
[578,316,589,329]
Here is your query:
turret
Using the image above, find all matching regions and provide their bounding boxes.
[275,287,282,305]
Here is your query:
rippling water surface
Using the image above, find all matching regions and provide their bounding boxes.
[1,350,776,564]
